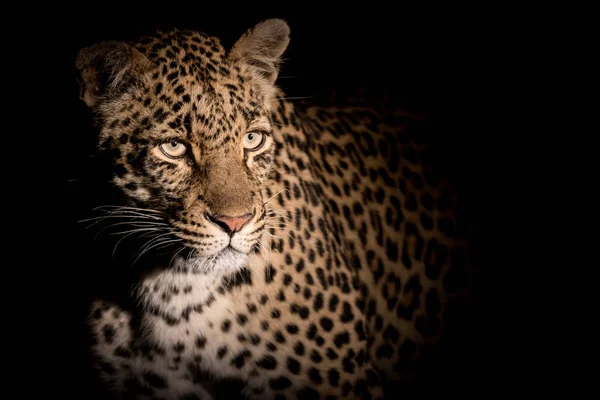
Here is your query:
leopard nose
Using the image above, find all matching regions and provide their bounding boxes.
[206,212,253,235]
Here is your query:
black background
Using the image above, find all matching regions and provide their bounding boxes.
[62,5,493,398]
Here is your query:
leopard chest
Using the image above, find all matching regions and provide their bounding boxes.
[135,264,269,377]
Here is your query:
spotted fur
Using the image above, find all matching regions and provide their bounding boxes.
[76,19,468,400]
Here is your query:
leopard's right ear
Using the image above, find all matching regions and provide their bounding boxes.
[76,41,154,108]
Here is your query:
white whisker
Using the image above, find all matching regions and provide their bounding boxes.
[96,209,165,221]
[112,230,156,258]
[263,189,289,206]
[134,238,182,264]
[187,248,196,262]
[80,215,164,229]
[136,232,177,256]
[108,227,172,236]
[93,205,165,215]
[169,246,187,268]
[279,96,314,100]
[94,222,168,237]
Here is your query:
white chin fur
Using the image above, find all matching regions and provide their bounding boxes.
[175,248,248,274]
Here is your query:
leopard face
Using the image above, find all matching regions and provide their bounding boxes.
[77,21,290,273]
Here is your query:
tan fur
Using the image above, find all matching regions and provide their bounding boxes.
[76,19,468,400]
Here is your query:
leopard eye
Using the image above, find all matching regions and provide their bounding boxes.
[243,131,265,151]
[159,141,187,158]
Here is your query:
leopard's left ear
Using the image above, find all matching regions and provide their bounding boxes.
[229,19,290,85]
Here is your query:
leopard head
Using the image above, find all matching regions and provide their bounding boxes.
[76,19,290,273]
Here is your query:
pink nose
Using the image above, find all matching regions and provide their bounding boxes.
[210,213,253,234]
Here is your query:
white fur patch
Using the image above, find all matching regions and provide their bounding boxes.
[183,248,248,275]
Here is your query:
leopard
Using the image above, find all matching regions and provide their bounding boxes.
[74,18,470,400]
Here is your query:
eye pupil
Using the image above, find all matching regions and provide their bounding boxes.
[171,141,178,147]
[247,134,254,141]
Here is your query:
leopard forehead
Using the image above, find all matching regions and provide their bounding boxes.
[99,29,273,151]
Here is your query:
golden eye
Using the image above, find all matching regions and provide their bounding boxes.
[243,132,265,151]
[159,140,187,158]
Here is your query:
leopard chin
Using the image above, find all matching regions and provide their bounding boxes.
[174,247,249,275]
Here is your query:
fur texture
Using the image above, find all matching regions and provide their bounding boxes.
[77,18,468,400]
